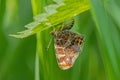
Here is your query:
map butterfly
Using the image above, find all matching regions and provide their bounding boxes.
[51,19,84,70]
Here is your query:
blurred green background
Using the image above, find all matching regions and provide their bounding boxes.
[0,0,120,80]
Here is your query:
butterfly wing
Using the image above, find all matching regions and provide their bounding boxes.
[54,30,84,70]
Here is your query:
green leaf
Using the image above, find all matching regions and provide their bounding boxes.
[10,0,90,38]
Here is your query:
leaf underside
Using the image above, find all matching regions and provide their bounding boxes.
[10,0,90,38]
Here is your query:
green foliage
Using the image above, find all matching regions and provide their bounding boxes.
[10,0,90,38]
[90,0,120,79]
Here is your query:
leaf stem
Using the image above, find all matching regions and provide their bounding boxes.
[35,51,40,80]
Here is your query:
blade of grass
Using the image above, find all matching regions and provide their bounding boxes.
[31,0,47,80]
[89,0,120,80]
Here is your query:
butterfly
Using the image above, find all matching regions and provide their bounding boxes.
[50,19,84,70]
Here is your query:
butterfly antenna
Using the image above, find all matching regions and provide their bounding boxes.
[46,36,53,51]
